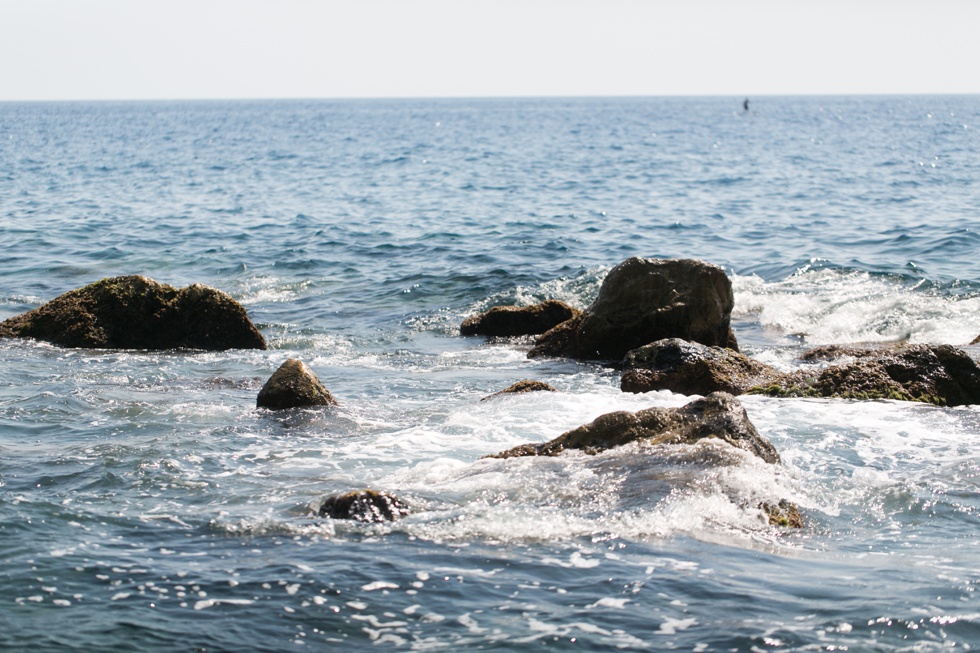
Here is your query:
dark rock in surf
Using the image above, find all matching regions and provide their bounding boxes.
[0,275,266,350]
[969,334,979,345]
[481,379,558,401]
[621,338,783,396]
[317,490,410,522]
[748,344,980,406]
[461,300,580,337]
[761,500,804,529]
[528,258,738,361]
[488,391,780,464]
[257,358,337,410]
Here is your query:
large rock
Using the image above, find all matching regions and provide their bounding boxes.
[748,344,980,406]
[621,338,783,396]
[461,300,580,337]
[0,275,266,350]
[317,490,409,522]
[257,359,337,410]
[528,258,737,361]
[488,392,780,464]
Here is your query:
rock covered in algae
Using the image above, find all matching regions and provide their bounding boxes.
[0,275,266,350]
[621,338,783,396]
[461,300,580,337]
[529,257,738,361]
[489,391,780,464]
[317,490,410,522]
[257,359,338,410]
[748,344,980,406]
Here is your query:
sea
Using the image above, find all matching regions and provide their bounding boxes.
[1,96,979,652]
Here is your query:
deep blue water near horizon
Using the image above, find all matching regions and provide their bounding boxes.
[2,96,980,651]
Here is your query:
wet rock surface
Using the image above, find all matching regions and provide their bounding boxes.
[621,338,783,396]
[257,359,338,410]
[0,275,266,350]
[749,344,980,406]
[317,490,410,522]
[482,380,558,401]
[529,257,737,361]
[461,300,580,337]
[489,392,781,464]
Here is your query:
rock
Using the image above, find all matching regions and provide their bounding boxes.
[528,258,737,360]
[461,300,580,337]
[760,500,804,528]
[621,338,783,396]
[972,334,979,345]
[257,359,337,410]
[749,344,980,406]
[317,490,409,522]
[488,392,780,463]
[0,275,266,350]
[481,379,558,401]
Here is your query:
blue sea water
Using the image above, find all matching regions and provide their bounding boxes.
[1,96,980,652]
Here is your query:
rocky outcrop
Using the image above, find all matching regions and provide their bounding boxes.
[489,392,780,464]
[749,344,980,406]
[481,379,558,401]
[621,338,783,396]
[0,275,266,350]
[528,258,737,361]
[461,300,580,337]
[257,359,337,410]
[317,490,410,522]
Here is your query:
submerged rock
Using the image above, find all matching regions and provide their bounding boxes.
[461,300,580,337]
[529,257,737,361]
[481,379,558,401]
[0,275,266,350]
[748,344,980,406]
[489,392,780,464]
[257,359,337,410]
[621,338,783,396]
[317,490,410,522]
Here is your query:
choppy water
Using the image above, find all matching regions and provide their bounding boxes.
[2,96,980,651]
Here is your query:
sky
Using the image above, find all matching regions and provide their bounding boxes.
[2,0,979,101]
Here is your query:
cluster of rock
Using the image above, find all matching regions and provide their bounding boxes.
[9,260,976,528]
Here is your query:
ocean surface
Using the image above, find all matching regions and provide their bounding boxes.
[2,96,980,652]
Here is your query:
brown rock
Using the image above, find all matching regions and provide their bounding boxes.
[481,379,558,401]
[461,300,580,337]
[529,258,737,360]
[750,344,980,406]
[0,275,265,350]
[488,392,780,464]
[257,359,337,410]
[621,338,783,396]
[317,490,409,522]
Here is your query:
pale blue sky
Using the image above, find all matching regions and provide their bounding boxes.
[2,0,978,101]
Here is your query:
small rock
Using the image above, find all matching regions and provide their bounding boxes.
[481,380,558,401]
[461,300,580,337]
[257,359,338,410]
[317,490,410,522]
[760,500,804,529]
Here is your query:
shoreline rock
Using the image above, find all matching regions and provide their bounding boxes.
[0,275,266,350]
[257,359,338,410]
[317,490,409,522]
[461,300,580,337]
[529,258,738,361]
[621,338,783,396]
[488,392,781,464]
[482,380,558,401]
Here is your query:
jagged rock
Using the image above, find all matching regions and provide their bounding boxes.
[0,275,266,350]
[761,500,804,528]
[317,490,410,522]
[621,338,783,396]
[749,344,980,406]
[481,379,558,401]
[488,392,780,463]
[461,300,580,337]
[528,258,738,361]
[257,359,337,410]
[972,334,979,345]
